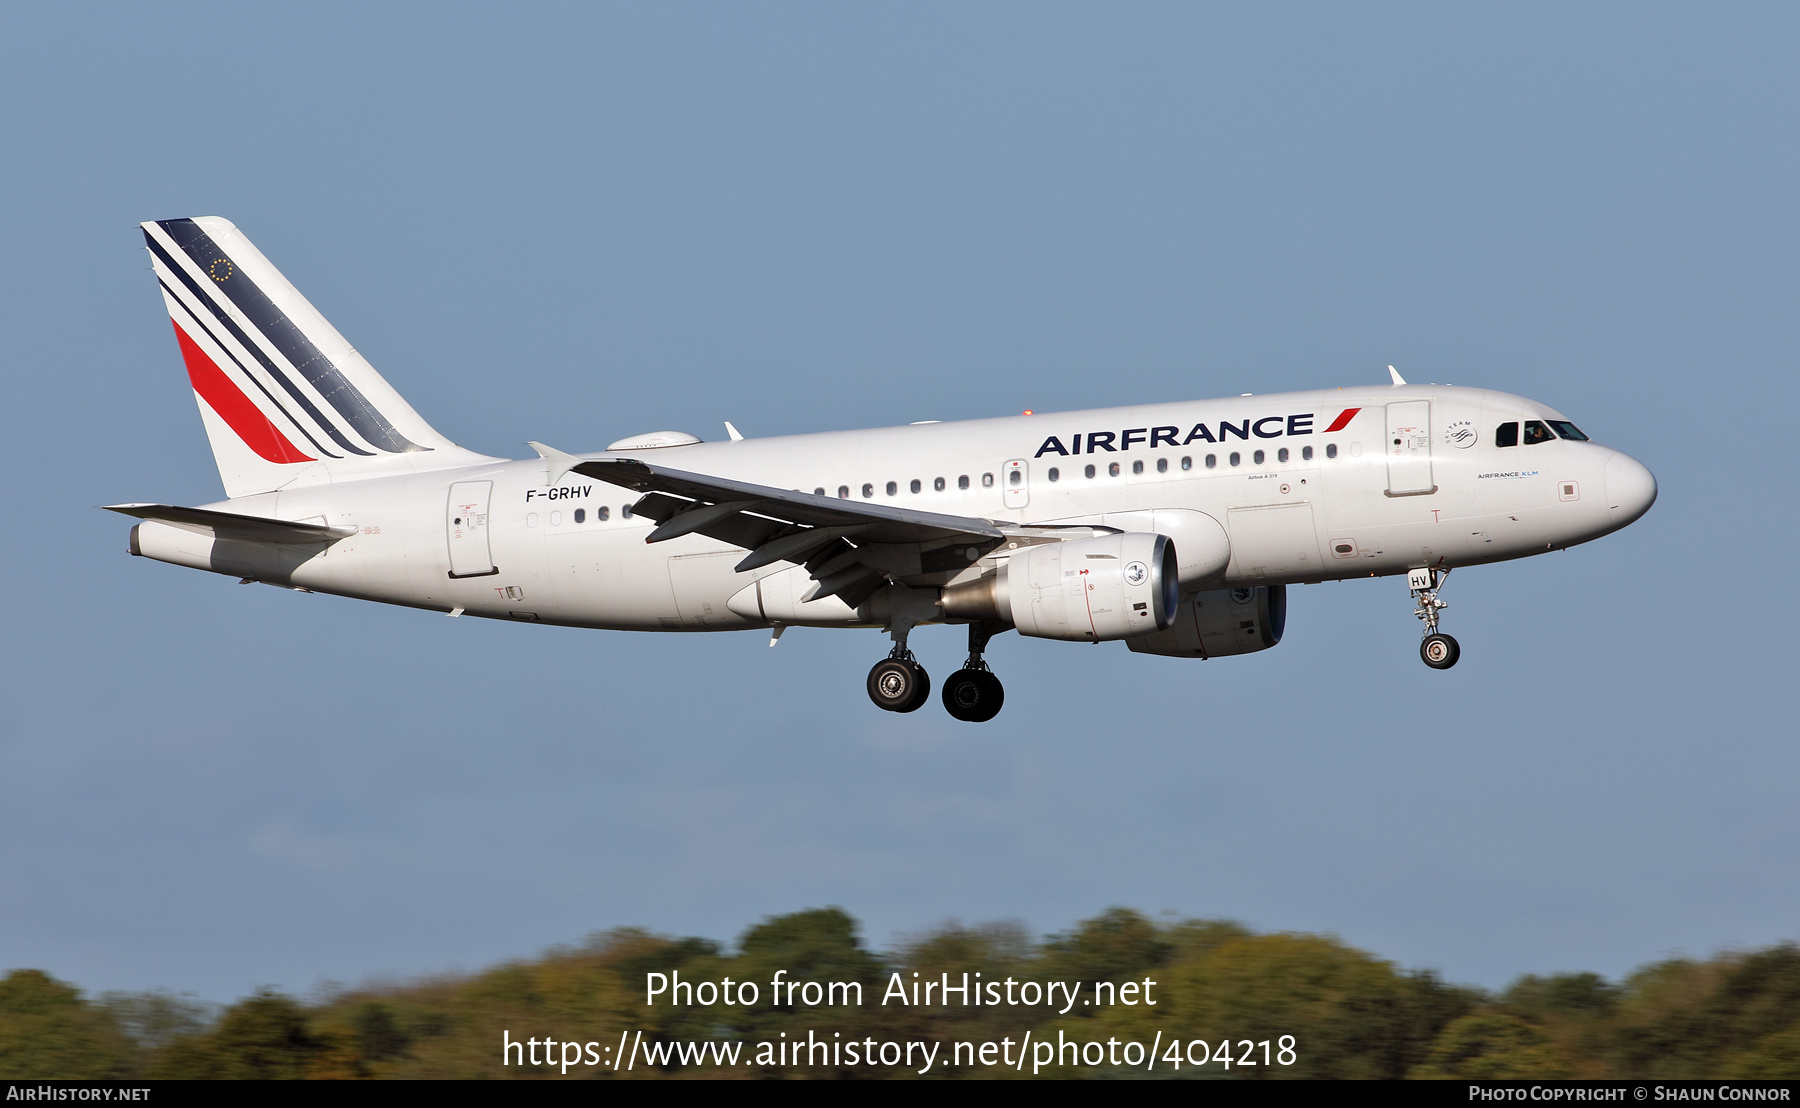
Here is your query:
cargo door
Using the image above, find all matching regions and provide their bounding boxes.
[1385,401,1435,495]
[446,481,497,578]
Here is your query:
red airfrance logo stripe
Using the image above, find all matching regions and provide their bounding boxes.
[1323,408,1361,433]
[172,321,314,464]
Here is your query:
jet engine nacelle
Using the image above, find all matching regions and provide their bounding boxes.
[943,532,1178,642]
[1126,584,1287,658]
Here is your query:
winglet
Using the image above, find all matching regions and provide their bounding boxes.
[527,441,586,486]
[724,421,745,442]
[1388,365,1407,386]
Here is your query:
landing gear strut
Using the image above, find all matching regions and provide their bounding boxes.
[941,621,1006,723]
[1410,567,1460,670]
[867,622,930,713]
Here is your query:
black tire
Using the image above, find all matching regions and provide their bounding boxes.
[1421,633,1460,670]
[868,658,930,712]
[942,669,1005,723]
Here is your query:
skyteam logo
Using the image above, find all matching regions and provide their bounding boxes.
[1124,560,1149,586]
[1444,420,1477,449]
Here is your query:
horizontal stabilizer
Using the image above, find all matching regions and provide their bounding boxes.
[102,504,356,545]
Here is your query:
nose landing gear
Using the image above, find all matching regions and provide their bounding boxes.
[1410,567,1460,670]
[942,621,1007,723]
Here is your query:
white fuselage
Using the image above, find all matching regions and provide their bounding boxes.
[131,384,1655,633]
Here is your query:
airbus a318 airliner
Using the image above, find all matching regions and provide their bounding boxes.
[110,217,1657,722]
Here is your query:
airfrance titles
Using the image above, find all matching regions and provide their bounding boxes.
[1034,414,1316,458]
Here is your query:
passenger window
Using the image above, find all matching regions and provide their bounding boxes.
[1084,464,1096,479]
[982,473,994,488]
[1547,420,1589,441]
[838,485,849,498]
[574,508,586,523]
[1156,458,1168,473]
[621,504,633,519]
[1523,420,1553,445]
[886,481,898,495]
[597,506,610,521]
[1181,456,1192,471]
[934,477,946,491]
[1302,445,1313,461]
[1253,449,1265,465]
[1009,470,1022,486]
[1047,467,1060,482]
[1495,422,1519,448]
[1108,462,1120,477]
[1229,452,1241,467]
[863,483,874,498]
[1132,460,1143,475]
[1277,447,1289,463]
[909,479,921,493]
[958,475,970,490]
[1325,443,1337,459]
[1205,454,1217,468]
[813,488,825,496]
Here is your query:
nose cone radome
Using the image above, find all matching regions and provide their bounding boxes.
[1605,451,1657,527]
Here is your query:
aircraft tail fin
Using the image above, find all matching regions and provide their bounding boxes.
[140,217,496,498]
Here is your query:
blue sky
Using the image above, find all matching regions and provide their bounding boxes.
[1,3,1795,1002]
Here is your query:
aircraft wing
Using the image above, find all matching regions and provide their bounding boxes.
[571,457,1006,606]
[103,504,357,545]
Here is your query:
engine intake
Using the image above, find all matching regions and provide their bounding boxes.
[941,532,1178,642]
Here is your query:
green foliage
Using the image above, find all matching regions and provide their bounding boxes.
[1504,972,1621,1017]
[1605,944,1800,1078]
[0,970,133,1079]
[146,989,336,1079]
[6,915,1799,1080]
[1074,930,1475,1079]
[96,990,215,1051]
[1040,907,1173,990]
[1412,1013,1574,1078]
[1723,1024,1800,1079]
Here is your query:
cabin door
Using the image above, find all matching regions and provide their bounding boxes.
[446,481,497,578]
[1385,401,1435,495]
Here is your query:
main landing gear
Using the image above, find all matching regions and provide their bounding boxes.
[867,617,932,713]
[1410,567,1460,670]
[865,620,1008,720]
[867,651,931,713]
[941,621,1006,723]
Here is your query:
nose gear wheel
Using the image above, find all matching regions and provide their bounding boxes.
[1421,632,1460,669]
[1411,568,1461,670]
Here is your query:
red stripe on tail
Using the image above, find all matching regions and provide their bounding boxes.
[1323,407,1361,433]
[171,322,313,464]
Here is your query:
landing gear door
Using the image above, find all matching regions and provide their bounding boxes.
[1003,459,1029,509]
[1385,401,1435,496]
[446,480,497,578]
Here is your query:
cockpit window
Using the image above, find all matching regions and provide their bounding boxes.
[1523,420,1554,445]
[1547,420,1589,441]
[1495,422,1519,448]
